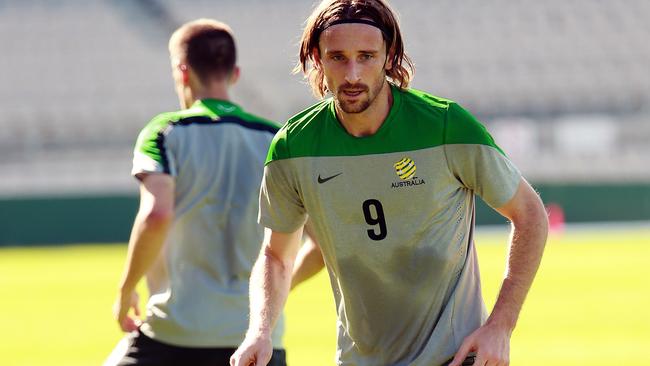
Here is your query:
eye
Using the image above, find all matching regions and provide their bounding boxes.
[331,54,345,61]
[360,53,374,61]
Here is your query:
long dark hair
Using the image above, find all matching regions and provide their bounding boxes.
[295,0,414,98]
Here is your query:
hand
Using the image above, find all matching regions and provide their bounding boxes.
[113,289,142,332]
[230,333,273,366]
[449,322,511,366]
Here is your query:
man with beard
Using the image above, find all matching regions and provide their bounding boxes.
[232,1,548,365]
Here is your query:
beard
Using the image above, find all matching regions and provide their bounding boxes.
[333,75,386,114]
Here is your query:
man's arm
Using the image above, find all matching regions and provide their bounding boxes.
[291,223,324,290]
[451,177,548,366]
[113,174,175,332]
[145,249,169,296]
[231,227,304,366]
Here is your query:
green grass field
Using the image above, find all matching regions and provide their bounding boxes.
[1,225,648,365]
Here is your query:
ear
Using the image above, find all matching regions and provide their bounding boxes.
[229,66,241,85]
[179,64,190,85]
[384,48,394,71]
[312,47,323,70]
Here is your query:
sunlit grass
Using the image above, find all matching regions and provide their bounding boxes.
[0,225,648,365]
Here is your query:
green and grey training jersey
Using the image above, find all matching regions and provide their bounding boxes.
[132,99,283,348]
[259,85,521,365]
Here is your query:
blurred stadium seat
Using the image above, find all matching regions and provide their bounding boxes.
[1,0,649,196]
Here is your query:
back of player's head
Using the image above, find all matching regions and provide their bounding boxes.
[296,0,414,98]
[168,19,236,82]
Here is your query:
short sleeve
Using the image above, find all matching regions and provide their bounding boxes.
[258,160,308,233]
[131,115,176,180]
[444,103,521,208]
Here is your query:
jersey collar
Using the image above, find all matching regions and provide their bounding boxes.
[193,99,242,115]
[327,83,403,140]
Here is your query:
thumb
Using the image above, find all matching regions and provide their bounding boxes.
[231,350,253,366]
[449,337,474,366]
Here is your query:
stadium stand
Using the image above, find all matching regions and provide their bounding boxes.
[1,0,649,196]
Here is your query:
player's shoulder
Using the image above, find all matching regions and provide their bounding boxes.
[136,107,210,146]
[143,107,204,129]
[143,104,281,135]
[198,100,281,134]
[136,110,182,143]
[147,111,176,127]
[427,95,500,150]
[284,98,331,131]
[401,87,455,112]
[399,87,498,148]
[395,87,456,131]
[233,109,282,134]
[266,99,331,164]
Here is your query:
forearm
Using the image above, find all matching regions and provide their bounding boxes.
[248,245,294,338]
[488,211,548,331]
[291,239,324,290]
[119,214,172,293]
[145,251,168,295]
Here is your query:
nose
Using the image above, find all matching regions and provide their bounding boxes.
[344,60,361,84]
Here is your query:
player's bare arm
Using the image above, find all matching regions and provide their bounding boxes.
[451,178,548,366]
[113,173,175,332]
[231,227,303,366]
[290,237,324,290]
[291,222,324,290]
[144,248,168,295]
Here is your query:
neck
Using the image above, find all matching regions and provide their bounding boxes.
[193,82,231,103]
[181,81,231,109]
[336,81,392,137]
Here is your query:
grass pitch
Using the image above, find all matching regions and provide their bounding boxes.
[0,225,648,365]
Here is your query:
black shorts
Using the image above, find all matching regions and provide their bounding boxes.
[108,330,286,366]
[441,354,476,366]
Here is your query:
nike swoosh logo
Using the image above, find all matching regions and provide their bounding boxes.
[317,172,342,184]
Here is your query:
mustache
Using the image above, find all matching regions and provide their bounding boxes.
[339,83,369,92]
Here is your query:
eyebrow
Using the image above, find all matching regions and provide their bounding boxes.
[325,49,380,55]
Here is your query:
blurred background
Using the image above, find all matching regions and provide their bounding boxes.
[1,0,649,245]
